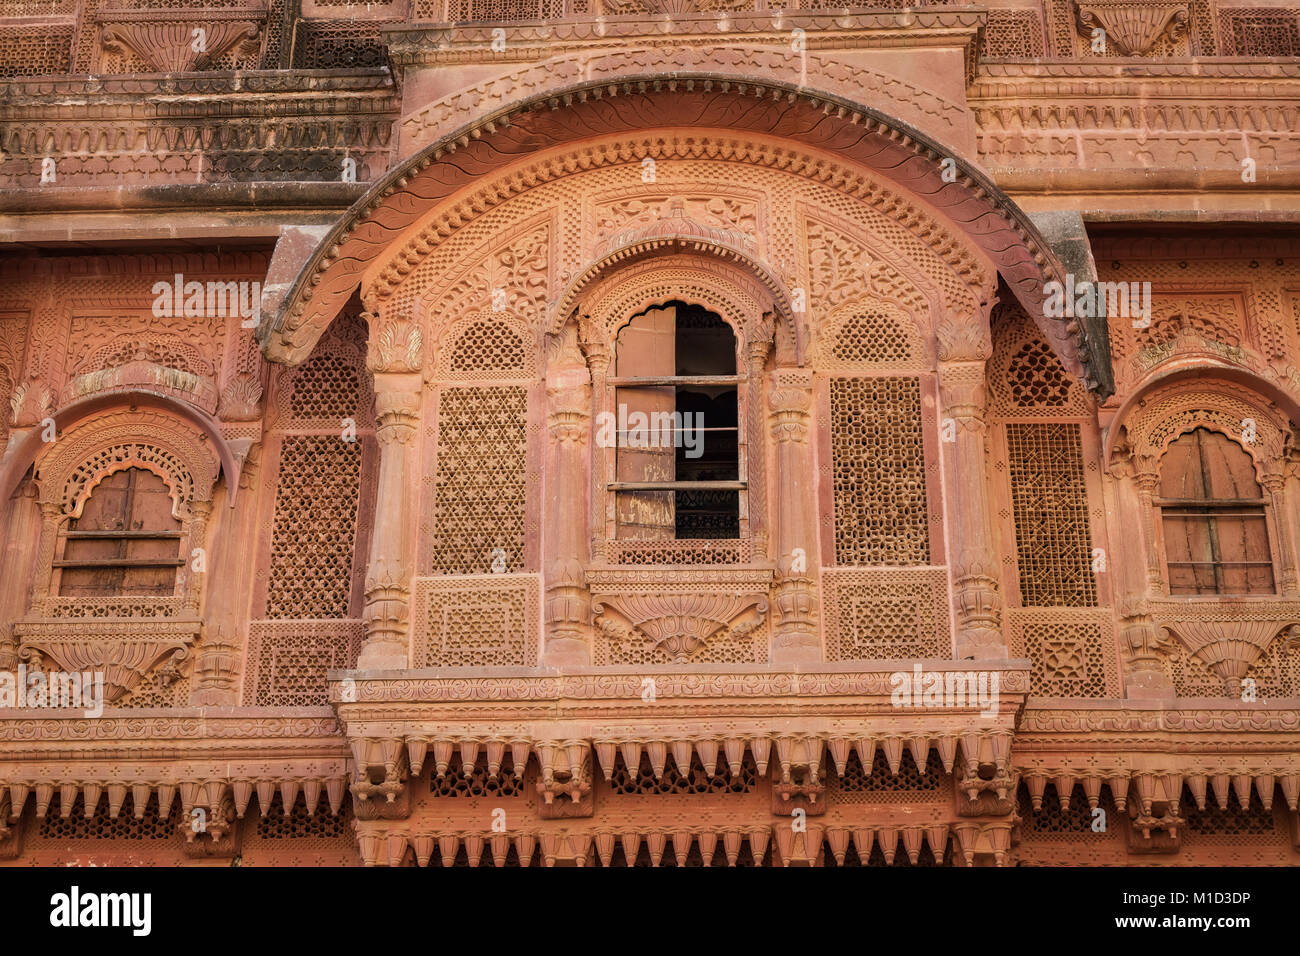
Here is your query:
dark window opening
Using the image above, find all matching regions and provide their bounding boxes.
[612,301,741,539]
[1159,427,1274,596]
[57,467,183,598]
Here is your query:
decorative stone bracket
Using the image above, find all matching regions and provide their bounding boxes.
[98,6,266,74]
[12,619,202,703]
[1162,619,1300,695]
[1075,1,1190,55]
[587,568,773,663]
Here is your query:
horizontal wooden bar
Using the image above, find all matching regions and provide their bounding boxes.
[610,481,745,491]
[54,558,185,568]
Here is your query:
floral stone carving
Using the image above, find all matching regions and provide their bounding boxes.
[587,569,772,663]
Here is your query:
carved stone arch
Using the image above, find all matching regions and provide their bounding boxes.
[413,212,553,337]
[818,298,929,372]
[435,309,538,381]
[578,255,777,366]
[34,409,219,520]
[990,302,1091,416]
[261,77,1106,394]
[0,390,239,509]
[1105,368,1300,474]
[799,206,943,348]
[1116,381,1289,482]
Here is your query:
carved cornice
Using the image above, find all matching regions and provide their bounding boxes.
[382,9,987,65]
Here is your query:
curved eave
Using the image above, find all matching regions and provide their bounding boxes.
[259,73,1108,397]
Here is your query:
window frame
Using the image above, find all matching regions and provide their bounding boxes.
[600,302,753,549]
[52,465,185,599]
[1155,426,1280,598]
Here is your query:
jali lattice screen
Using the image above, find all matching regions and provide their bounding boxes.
[431,385,528,575]
[1005,422,1097,607]
[829,376,930,566]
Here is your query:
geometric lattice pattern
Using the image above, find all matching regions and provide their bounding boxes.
[829,377,930,566]
[1005,423,1098,607]
[831,749,946,803]
[291,21,394,69]
[607,753,757,796]
[431,755,527,797]
[1218,8,1300,55]
[1008,608,1117,697]
[0,23,73,78]
[822,567,952,661]
[1008,339,1075,409]
[411,574,539,667]
[431,386,528,574]
[255,796,349,840]
[1183,792,1278,841]
[243,619,365,706]
[38,793,179,841]
[446,318,530,376]
[265,436,363,619]
[285,346,369,430]
[826,306,915,367]
[981,9,1047,57]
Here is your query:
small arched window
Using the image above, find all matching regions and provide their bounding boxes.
[56,467,183,598]
[1159,428,1275,595]
[608,301,741,539]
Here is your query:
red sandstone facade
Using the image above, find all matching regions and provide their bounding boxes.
[0,0,1298,867]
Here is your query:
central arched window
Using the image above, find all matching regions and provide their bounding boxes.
[608,301,741,539]
[56,467,183,598]
[1158,427,1275,595]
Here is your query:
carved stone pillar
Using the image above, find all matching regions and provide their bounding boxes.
[543,323,593,667]
[1133,467,1164,597]
[30,500,62,612]
[768,367,820,664]
[1260,467,1299,595]
[1108,436,1175,698]
[182,499,212,614]
[581,322,610,563]
[0,479,41,670]
[938,360,1005,659]
[192,444,262,706]
[358,313,423,671]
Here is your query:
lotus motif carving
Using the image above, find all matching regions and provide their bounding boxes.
[592,592,769,662]
[1163,619,1300,693]
[1075,1,1189,55]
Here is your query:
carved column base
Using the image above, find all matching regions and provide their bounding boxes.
[771,577,820,664]
[771,630,821,665]
[542,634,591,668]
[191,629,241,706]
[1124,663,1176,699]
[544,580,592,668]
[357,638,409,671]
[955,626,1007,661]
